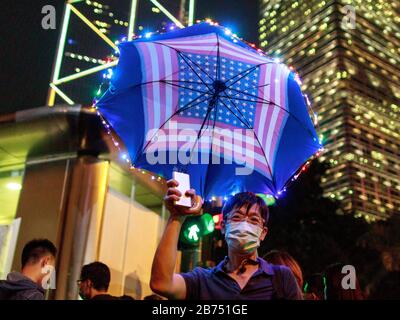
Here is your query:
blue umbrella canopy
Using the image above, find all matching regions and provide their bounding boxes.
[96,23,322,199]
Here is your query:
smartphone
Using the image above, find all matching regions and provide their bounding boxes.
[172,171,192,207]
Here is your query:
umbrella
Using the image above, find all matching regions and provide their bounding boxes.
[96,23,322,199]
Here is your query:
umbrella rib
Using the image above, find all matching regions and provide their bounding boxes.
[226,65,258,85]
[216,33,221,81]
[163,79,209,84]
[220,92,266,105]
[243,82,272,97]
[178,52,214,92]
[219,98,252,129]
[225,62,272,85]
[223,90,320,143]
[219,97,253,129]
[161,80,209,95]
[197,104,214,141]
[246,83,271,92]
[187,102,215,165]
[179,52,215,83]
[254,83,271,88]
[225,88,289,114]
[201,99,219,197]
[137,93,210,161]
[97,78,209,105]
[152,41,215,83]
[220,97,274,179]
[226,65,263,89]
[96,79,195,103]
[225,88,286,109]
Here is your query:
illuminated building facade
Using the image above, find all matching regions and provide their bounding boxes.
[259,0,400,220]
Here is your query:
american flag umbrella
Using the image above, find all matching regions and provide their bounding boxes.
[96,23,322,199]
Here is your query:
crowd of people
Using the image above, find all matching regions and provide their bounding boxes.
[0,239,163,300]
[0,180,381,300]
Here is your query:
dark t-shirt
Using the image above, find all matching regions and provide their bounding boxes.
[181,257,303,300]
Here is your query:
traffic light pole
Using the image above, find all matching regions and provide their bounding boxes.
[180,239,202,273]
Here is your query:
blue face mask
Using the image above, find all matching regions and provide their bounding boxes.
[225,221,263,254]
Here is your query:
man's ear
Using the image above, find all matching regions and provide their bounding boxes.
[41,256,50,268]
[260,226,268,241]
[87,279,93,289]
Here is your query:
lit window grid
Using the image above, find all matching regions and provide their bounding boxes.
[321,115,400,177]
[260,4,336,53]
[341,42,400,88]
[353,0,400,41]
[260,0,335,32]
[320,136,400,216]
[322,179,398,221]
[260,2,400,74]
[346,82,400,127]
[259,0,400,219]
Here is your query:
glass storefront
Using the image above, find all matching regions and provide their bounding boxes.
[0,166,25,278]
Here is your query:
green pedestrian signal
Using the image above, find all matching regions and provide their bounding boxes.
[180,213,215,245]
[187,224,200,242]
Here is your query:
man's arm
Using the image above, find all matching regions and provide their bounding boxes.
[150,179,202,300]
[150,215,186,299]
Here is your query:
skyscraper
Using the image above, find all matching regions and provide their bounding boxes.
[259,0,400,220]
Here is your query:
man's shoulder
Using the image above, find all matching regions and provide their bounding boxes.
[179,264,220,285]
[10,289,45,300]
[181,266,215,277]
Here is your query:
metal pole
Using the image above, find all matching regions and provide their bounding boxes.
[49,84,75,105]
[128,0,139,39]
[69,4,117,50]
[47,3,71,107]
[54,60,118,85]
[149,0,185,28]
[188,0,195,26]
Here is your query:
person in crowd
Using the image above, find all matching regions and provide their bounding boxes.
[0,239,57,300]
[150,180,303,300]
[303,273,325,300]
[324,263,364,300]
[78,261,133,300]
[263,250,304,290]
[368,271,400,300]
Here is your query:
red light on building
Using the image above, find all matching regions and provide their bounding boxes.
[213,213,223,230]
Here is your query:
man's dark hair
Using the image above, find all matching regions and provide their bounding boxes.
[80,262,111,291]
[222,192,269,226]
[21,239,57,268]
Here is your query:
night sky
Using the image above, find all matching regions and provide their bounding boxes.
[0,0,259,114]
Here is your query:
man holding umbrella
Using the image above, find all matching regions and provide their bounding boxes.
[95,21,320,300]
[150,180,302,300]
